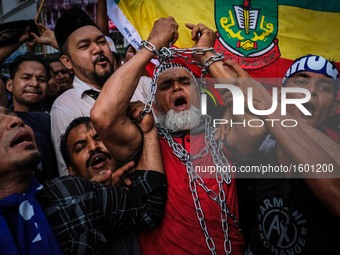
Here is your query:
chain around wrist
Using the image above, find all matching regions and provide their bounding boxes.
[140,40,158,55]
[202,51,224,74]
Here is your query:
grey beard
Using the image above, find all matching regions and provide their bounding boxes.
[156,106,202,132]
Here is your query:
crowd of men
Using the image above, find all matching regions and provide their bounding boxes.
[0,3,339,255]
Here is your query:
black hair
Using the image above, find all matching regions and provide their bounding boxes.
[9,53,50,80]
[330,60,340,91]
[124,44,137,57]
[47,56,62,65]
[60,37,70,56]
[59,116,93,165]
[113,51,121,67]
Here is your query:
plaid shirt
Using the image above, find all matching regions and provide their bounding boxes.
[38,170,167,255]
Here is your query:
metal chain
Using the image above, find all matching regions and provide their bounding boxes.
[157,116,239,255]
[139,41,224,118]
[200,116,240,254]
[140,40,237,253]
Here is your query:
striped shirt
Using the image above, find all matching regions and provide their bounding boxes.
[38,170,167,255]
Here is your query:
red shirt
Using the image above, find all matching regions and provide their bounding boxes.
[138,131,244,255]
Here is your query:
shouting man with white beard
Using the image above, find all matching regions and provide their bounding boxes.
[91,17,245,255]
[140,62,245,254]
[153,63,202,132]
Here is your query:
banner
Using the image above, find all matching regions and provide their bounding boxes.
[37,0,98,29]
[107,0,340,122]
[107,0,340,79]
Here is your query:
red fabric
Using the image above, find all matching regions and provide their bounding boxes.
[145,54,203,78]
[138,133,244,255]
[324,127,340,143]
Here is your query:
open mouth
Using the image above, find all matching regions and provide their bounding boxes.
[174,96,188,110]
[57,79,67,84]
[88,152,108,169]
[95,55,109,65]
[10,132,33,147]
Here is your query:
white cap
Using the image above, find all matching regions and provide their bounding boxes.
[105,36,117,53]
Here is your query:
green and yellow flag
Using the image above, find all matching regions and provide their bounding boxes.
[107,0,340,78]
[107,0,340,119]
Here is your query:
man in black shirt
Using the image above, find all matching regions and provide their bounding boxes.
[0,102,165,255]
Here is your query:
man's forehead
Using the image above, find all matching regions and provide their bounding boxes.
[290,71,335,79]
[158,68,193,80]
[289,71,337,86]
[70,26,104,42]
[71,123,95,136]
[19,60,44,68]
[50,61,65,69]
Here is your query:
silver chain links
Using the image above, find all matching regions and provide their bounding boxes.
[157,116,239,255]
[139,40,224,118]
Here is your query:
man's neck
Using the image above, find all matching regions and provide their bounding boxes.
[74,75,102,91]
[0,171,33,199]
[14,103,42,112]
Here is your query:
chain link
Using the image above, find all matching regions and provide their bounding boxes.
[157,116,239,255]
[139,41,224,118]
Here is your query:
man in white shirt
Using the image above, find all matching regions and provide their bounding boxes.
[51,7,119,176]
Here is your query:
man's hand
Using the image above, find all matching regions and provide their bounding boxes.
[30,23,59,49]
[91,161,135,187]
[127,101,155,135]
[185,23,216,49]
[147,16,179,50]
[18,26,33,45]
[222,60,272,114]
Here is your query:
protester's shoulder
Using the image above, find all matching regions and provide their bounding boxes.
[16,111,50,122]
[43,176,107,200]
[50,88,90,118]
[52,88,78,107]
[139,76,152,84]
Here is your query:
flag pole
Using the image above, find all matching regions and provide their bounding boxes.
[35,0,45,23]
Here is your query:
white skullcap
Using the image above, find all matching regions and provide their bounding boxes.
[105,36,117,53]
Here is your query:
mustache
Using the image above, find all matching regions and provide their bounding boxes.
[24,89,42,94]
[94,54,111,65]
[85,148,112,168]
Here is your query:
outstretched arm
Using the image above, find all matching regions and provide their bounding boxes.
[0,26,32,64]
[186,24,267,157]
[91,17,178,163]
[225,59,340,215]
[96,0,109,35]
[264,108,340,215]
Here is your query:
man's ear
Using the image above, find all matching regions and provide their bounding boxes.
[152,103,158,115]
[6,79,14,93]
[152,97,160,114]
[60,55,72,70]
[67,165,76,176]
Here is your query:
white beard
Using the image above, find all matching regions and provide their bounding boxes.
[156,106,202,132]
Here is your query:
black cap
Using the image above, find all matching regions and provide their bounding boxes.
[0,20,40,47]
[54,7,99,49]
